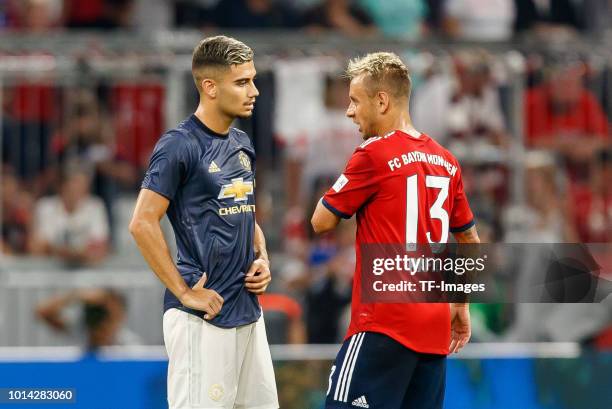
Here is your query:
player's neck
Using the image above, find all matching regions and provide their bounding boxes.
[377,113,418,138]
[194,105,233,136]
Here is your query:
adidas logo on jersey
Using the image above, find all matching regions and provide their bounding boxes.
[208,161,221,173]
[352,396,369,408]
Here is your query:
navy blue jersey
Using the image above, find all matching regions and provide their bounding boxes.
[142,114,260,328]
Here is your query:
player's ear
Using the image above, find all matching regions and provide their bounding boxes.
[377,91,390,114]
[202,79,217,99]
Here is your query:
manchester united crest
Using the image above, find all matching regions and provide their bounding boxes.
[209,384,224,401]
[238,151,251,171]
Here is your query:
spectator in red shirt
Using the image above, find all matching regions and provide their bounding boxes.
[569,148,612,243]
[525,62,609,182]
[63,0,134,29]
[63,0,104,28]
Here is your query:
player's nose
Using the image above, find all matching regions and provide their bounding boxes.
[249,82,259,98]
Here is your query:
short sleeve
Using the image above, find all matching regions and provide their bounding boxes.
[322,148,378,219]
[141,132,191,200]
[449,167,475,232]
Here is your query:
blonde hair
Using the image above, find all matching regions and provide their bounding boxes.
[346,52,411,99]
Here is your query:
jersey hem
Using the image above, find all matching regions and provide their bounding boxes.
[322,198,351,219]
[141,185,173,201]
[345,326,449,356]
[164,304,261,329]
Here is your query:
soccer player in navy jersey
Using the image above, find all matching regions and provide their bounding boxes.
[312,53,480,409]
[130,36,278,409]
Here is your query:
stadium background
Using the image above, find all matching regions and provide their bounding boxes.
[0,0,611,408]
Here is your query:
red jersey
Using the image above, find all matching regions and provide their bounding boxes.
[111,83,165,167]
[569,183,612,243]
[323,130,474,355]
[525,87,609,145]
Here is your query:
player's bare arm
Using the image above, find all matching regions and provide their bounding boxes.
[311,198,341,234]
[36,289,117,331]
[129,188,224,320]
[245,222,271,294]
[453,225,480,244]
[448,225,480,353]
[35,292,76,332]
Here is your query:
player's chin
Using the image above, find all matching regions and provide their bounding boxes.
[236,108,254,118]
[361,130,375,140]
[355,123,369,139]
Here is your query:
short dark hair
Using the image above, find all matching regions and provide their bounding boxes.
[192,36,254,92]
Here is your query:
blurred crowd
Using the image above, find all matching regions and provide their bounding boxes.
[1,0,611,40]
[1,1,611,348]
[2,84,161,265]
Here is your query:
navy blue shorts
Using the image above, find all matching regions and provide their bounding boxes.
[324,332,446,409]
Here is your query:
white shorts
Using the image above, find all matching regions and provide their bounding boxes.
[163,308,279,409]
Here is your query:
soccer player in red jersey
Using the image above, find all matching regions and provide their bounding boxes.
[312,52,480,409]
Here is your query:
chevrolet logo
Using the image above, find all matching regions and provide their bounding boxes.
[218,178,253,202]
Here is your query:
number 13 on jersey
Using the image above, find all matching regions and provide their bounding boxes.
[405,174,450,250]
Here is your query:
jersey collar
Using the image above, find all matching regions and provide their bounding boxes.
[396,129,426,141]
[190,114,229,138]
